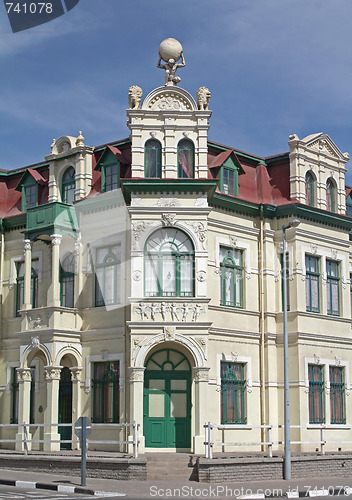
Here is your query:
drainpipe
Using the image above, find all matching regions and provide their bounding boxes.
[259,205,266,450]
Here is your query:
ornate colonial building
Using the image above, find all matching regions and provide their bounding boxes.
[1,43,352,454]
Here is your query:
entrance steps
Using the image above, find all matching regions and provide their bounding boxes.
[145,453,198,481]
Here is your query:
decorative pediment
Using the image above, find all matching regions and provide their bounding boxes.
[302,133,348,161]
[142,86,197,111]
[95,145,122,171]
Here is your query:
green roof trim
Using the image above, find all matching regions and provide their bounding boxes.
[275,203,352,230]
[2,214,27,231]
[121,178,218,203]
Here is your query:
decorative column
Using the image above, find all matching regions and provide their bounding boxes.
[44,366,62,451]
[15,368,32,451]
[129,367,145,453]
[70,367,82,450]
[192,367,210,454]
[23,239,32,310]
[48,234,62,307]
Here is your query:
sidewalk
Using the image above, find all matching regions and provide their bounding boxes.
[0,467,352,498]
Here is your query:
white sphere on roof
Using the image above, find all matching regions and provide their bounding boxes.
[159,38,183,62]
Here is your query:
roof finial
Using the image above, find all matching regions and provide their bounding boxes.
[76,131,84,147]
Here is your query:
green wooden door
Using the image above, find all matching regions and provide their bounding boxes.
[144,349,191,448]
[58,367,72,450]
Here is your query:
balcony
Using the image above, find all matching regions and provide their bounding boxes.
[26,202,78,240]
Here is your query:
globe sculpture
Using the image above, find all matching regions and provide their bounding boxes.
[157,38,185,86]
[159,38,183,62]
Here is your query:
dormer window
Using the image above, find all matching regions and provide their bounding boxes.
[145,140,161,178]
[95,146,121,192]
[178,140,194,178]
[24,184,37,210]
[326,178,336,212]
[305,171,315,206]
[61,167,75,204]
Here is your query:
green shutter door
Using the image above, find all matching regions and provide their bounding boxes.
[144,349,191,448]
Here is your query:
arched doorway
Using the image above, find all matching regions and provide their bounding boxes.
[58,367,72,450]
[144,349,191,448]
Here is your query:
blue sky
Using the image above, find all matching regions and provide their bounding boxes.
[1,0,352,183]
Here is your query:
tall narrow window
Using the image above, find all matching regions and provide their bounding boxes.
[177,140,194,178]
[95,245,121,307]
[60,253,75,308]
[221,168,238,196]
[16,263,38,315]
[220,247,243,308]
[326,179,336,212]
[350,273,352,318]
[23,184,37,211]
[308,364,325,424]
[326,260,339,316]
[330,366,345,424]
[281,252,290,312]
[305,171,315,206]
[11,368,19,424]
[145,229,194,297]
[104,164,119,192]
[92,361,119,423]
[305,255,319,313]
[61,167,75,204]
[145,140,162,178]
[221,362,246,424]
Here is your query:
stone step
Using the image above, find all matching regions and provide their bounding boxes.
[146,454,197,480]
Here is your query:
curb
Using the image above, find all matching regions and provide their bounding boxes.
[242,487,352,499]
[0,478,126,497]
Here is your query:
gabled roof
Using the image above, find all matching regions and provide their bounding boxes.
[209,149,245,175]
[15,168,46,191]
[301,133,348,161]
[95,145,129,170]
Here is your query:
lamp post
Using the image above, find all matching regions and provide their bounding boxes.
[282,218,300,480]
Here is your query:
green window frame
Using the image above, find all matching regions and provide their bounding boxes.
[326,179,335,212]
[281,252,290,312]
[330,366,345,425]
[16,263,38,316]
[145,140,162,178]
[95,245,121,307]
[92,361,119,423]
[308,364,325,424]
[60,253,74,308]
[305,171,315,207]
[326,259,339,316]
[346,195,352,217]
[22,184,38,212]
[102,163,120,192]
[144,228,194,298]
[61,167,75,204]
[177,139,194,178]
[221,362,246,424]
[221,167,238,196]
[220,247,243,308]
[305,255,320,313]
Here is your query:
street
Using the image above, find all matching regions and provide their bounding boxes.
[0,484,113,499]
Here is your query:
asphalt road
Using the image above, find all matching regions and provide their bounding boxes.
[0,484,101,499]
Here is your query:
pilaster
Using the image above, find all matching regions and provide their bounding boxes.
[44,365,62,451]
[15,368,32,451]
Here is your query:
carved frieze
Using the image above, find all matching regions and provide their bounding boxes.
[148,93,191,111]
[133,302,206,322]
[194,194,208,207]
[157,195,180,208]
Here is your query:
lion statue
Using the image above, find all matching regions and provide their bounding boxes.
[128,85,143,110]
[196,87,211,110]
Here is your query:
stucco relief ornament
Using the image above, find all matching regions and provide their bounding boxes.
[132,270,142,282]
[129,367,145,382]
[23,239,32,253]
[229,236,237,248]
[197,271,206,282]
[310,244,318,255]
[30,336,40,349]
[335,356,342,366]
[164,326,176,340]
[162,213,176,226]
[157,38,185,86]
[157,195,180,208]
[191,337,207,361]
[232,352,239,362]
[17,368,32,382]
[44,366,61,380]
[134,302,149,320]
[314,354,320,365]
[188,221,207,250]
[132,221,149,250]
[132,338,142,360]
[131,194,145,207]
[195,193,208,207]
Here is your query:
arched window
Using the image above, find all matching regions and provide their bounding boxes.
[178,140,194,178]
[305,171,315,206]
[326,178,336,212]
[145,140,162,178]
[16,263,37,315]
[145,228,194,297]
[61,167,75,204]
[60,253,74,308]
[95,245,121,307]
